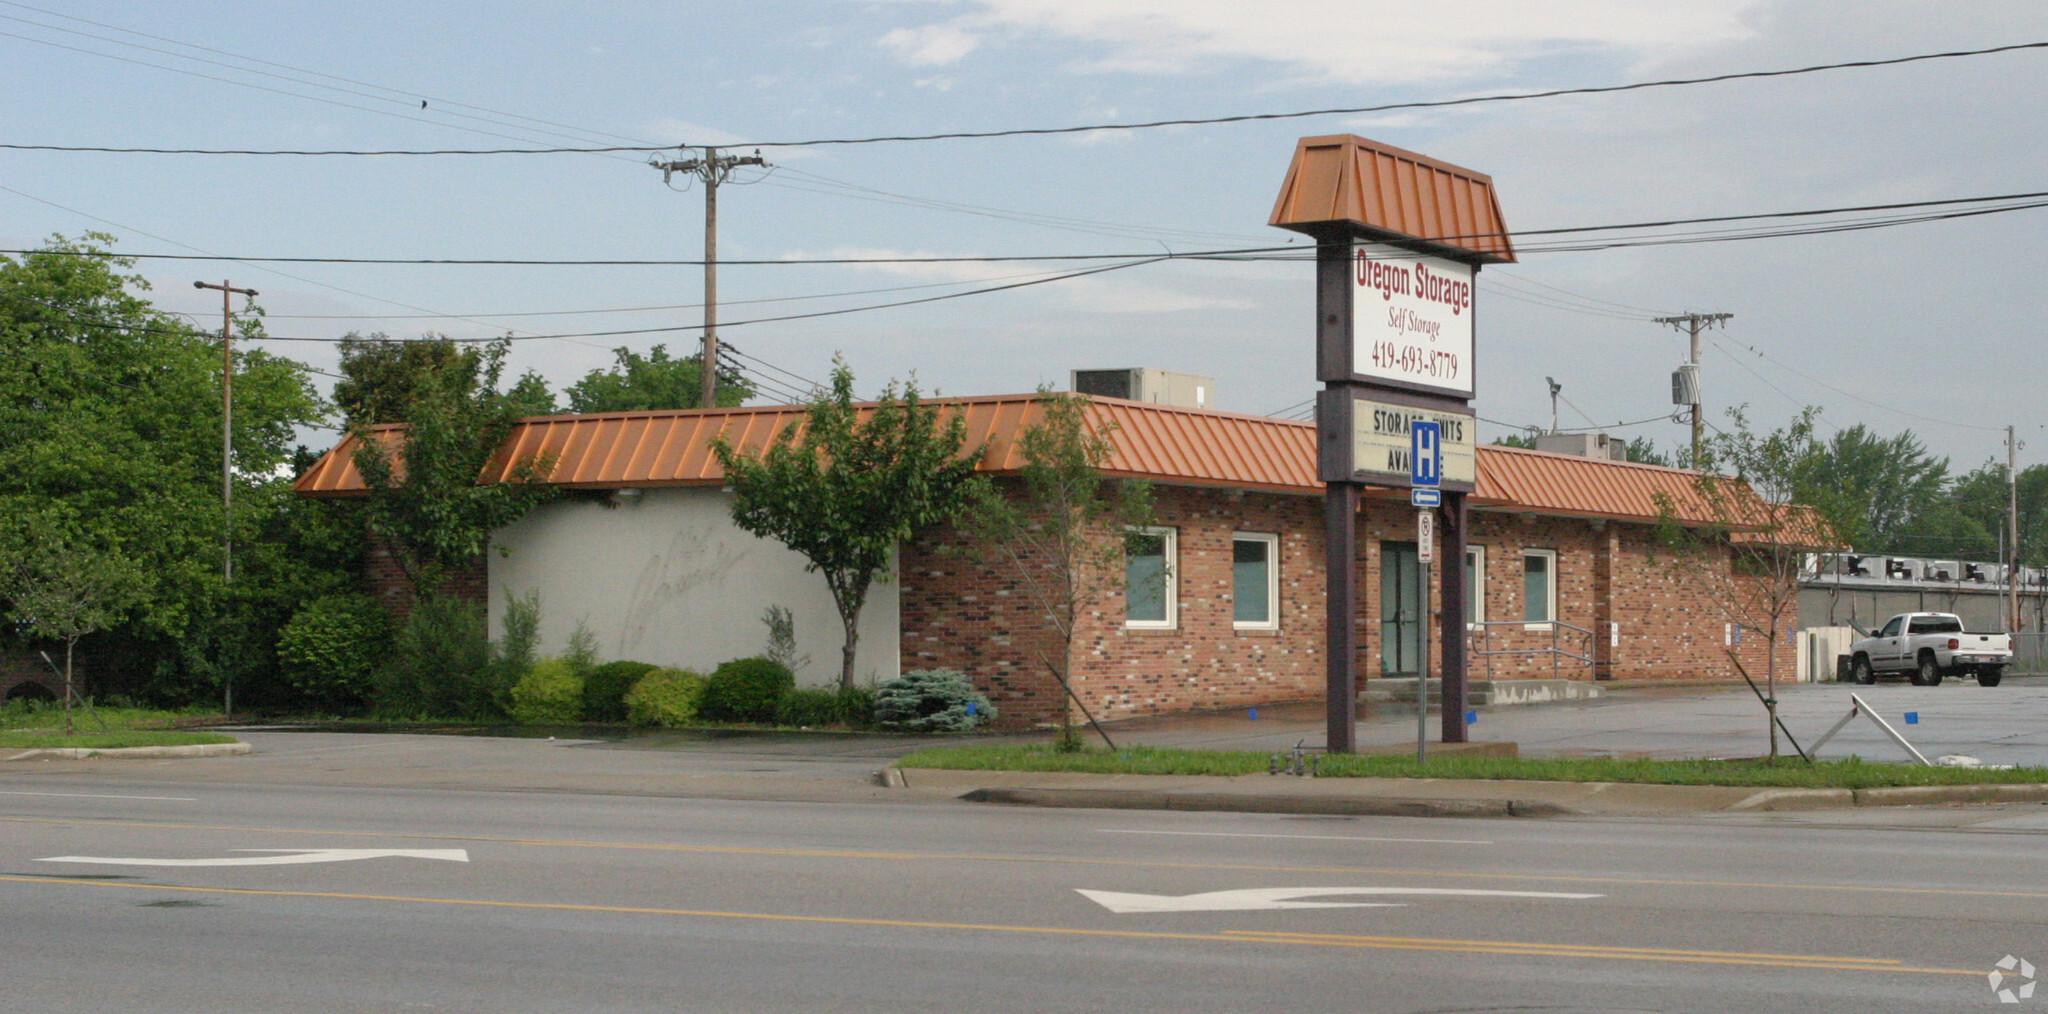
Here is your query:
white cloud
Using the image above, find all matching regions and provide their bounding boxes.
[892,0,1761,84]
[879,23,982,66]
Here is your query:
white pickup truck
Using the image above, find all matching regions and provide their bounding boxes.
[1848,612,2012,686]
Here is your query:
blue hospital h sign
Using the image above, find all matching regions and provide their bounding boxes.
[1410,420,1442,488]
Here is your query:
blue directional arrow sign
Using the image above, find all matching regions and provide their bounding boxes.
[1410,420,1442,488]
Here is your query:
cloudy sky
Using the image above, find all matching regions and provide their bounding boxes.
[2,0,2042,469]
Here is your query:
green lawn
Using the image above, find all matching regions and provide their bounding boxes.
[0,703,217,733]
[895,744,2048,790]
[0,730,239,750]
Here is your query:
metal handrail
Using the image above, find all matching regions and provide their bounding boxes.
[1466,619,1596,681]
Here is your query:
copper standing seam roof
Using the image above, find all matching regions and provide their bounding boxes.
[1269,134,1516,264]
[294,395,1795,531]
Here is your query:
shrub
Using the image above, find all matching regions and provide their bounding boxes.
[276,594,391,712]
[834,684,876,731]
[873,669,994,733]
[698,656,795,723]
[625,668,708,726]
[583,660,657,723]
[772,687,841,728]
[487,589,543,715]
[376,595,493,720]
[510,658,584,725]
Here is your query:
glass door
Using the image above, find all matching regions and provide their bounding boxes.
[1380,541,1422,676]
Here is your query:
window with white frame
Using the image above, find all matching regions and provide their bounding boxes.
[1465,545,1486,627]
[1232,532,1279,630]
[1522,549,1556,627]
[1124,526,1177,628]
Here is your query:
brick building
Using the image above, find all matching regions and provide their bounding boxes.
[296,394,1801,728]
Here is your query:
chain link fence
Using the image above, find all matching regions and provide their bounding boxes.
[2013,631,2047,676]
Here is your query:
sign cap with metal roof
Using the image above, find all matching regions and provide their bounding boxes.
[1269,134,1516,264]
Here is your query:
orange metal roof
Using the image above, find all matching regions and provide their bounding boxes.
[1269,134,1515,264]
[296,396,1792,531]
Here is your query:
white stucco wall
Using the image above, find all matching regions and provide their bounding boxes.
[487,487,899,687]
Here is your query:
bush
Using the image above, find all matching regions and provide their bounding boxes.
[768,684,877,729]
[698,657,795,723]
[510,658,584,725]
[276,594,391,713]
[625,668,708,726]
[376,595,493,720]
[873,669,994,733]
[583,660,657,723]
[487,589,543,716]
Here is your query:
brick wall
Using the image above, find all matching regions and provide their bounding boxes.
[901,484,1327,728]
[1,649,61,700]
[365,536,487,622]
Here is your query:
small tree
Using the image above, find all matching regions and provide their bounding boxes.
[0,512,144,732]
[713,359,983,690]
[958,390,1155,749]
[350,337,556,599]
[1655,406,1839,760]
[566,344,753,412]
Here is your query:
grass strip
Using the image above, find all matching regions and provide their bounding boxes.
[896,744,2048,789]
[0,731,239,750]
[0,705,216,733]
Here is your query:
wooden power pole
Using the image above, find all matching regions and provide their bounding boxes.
[193,279,256,720]
[653,147,767,408]
[1653,312,1732,464]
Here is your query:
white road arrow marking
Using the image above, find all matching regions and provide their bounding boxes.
[37,849,469,868]
[1076,886,1603,914]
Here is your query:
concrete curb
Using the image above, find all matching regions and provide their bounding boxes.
[4,742,251,761]
[958,786,1563,818]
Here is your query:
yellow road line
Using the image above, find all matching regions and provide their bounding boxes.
[0,873,1979,977]
[3,815,2042,901]
[1225,930,1906,965]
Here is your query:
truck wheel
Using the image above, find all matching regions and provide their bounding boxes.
[1851,656,1876,685]
[1913,654,1943,686]
[1979,668,2004,688]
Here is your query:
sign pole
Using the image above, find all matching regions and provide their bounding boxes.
[1416,505,1434,763]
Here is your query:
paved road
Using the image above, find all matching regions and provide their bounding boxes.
[4,774,2042,1012]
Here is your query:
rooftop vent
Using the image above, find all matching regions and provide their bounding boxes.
[1071,368,1212,411]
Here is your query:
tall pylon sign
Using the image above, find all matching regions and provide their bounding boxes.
[1268,136,1516,752]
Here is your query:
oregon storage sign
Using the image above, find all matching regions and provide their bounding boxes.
[1353,244,1474,398]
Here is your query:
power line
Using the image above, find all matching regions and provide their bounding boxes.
[1711,331,2007,433]
[8,39,2044,154]
[10,187,2046,267]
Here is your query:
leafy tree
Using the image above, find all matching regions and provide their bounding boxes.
[347,336,557,598]
[0,236,323,707]
[331,333,483,427]
[0,509,145,731]
[957,390,1155,749]
[1624,436,1672,467]
[566,344,753,413]
[1490,430,1539,449]
[503,370,559,417]
[712,359,983,690]
[1655,406,1839,760]
[1809,424,1950,552]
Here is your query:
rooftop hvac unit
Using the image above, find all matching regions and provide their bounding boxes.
[1671,363,1700,405]
[1070,368,1213,410]
[1885,557,1914,580]
[1843,554,1871,577]
[1923,562,1954,582]
[1964,562,1990,583]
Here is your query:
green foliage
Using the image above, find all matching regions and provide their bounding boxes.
[502,370,558,417]
[375,596,494,720]
[275,594,389,712]
[713,359,985,689]
[957,390,1151,746]
[897,744,2048,789]
[771,684,875,728]
[488,589,542,714]
[872,668,994,733]
[565,344,752,413]
[0,731,239,749]
[759,605,811,676]
[510,657,583,725]
[698,656,795,723]
[562,619,601,675]
[583,660,657,723]
[624,667,707,727]
[0,235,325,709]
[345,335,556,598]
[1624,436,1670,466]
[1489,430,1539,449]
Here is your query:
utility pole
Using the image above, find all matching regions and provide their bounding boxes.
[1654,311,1732,465]
[652,147,767,408]
[194,279,256,721]
[1545,376,1561,434]
[2010,424,2022,632]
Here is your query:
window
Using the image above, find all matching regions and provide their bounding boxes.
[1465,545,1486,627]
[1232,533,1279,629]
[1522,549,1556,627]
[1124,526,1177,628]
[1878,616,1902,638]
